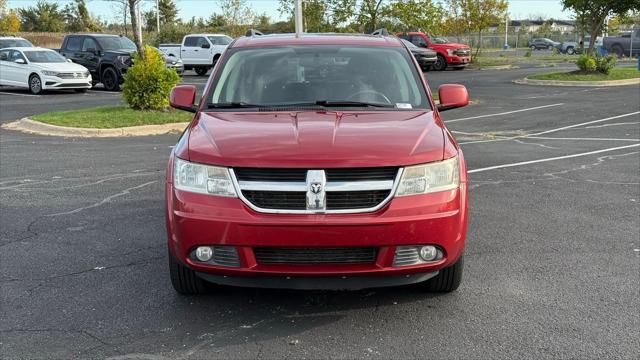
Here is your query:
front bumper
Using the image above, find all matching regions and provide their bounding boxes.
[166,63,184,75]
[447,55,471,66]
[42,75,92,90]
[166,167,468,286]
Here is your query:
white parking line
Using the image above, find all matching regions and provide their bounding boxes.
[468,144,640,174]
[527,136,640,142]
[445,103,564,123]
[459,111,640,145]
[0,91,39,97]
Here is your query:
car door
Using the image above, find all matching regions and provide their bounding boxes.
[0,49,13,86]
[182,36,207,65]
[8,50,30,87]
[409,35,428,49]
[79,37,100,75]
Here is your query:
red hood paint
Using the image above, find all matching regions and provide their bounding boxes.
[186,110,445,168]
[433,42,470,50]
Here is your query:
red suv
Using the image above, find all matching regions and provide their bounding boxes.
[398,32,471,71]
[166,33,469,294]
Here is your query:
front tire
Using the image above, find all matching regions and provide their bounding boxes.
[168,248,210,295]
[29,74,42,95]
[433,54,447,71]
[566,47,575,55]
[611,44,624,57]
[530,45,536,51]
[421,254,464,292]
[422,64,431,72]
[101,67,119,91]
[75,88,88,93]
[194,67,208,76]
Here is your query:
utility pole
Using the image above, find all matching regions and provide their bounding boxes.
[294,0,303,37]
[156,0,160,33]
[504,13,509,50]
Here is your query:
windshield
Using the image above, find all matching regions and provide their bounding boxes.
[208,45,429,110]
[208,36,233,45]
[0,39,33,48]
[24,50,67,63]
[95,36,136,51]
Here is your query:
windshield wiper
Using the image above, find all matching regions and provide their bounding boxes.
[314,100,395,108]
[207,102,265,109]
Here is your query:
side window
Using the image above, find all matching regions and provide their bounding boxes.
[196,37,209,47]
[398,35,409,41]
[66,36,83,51]
[411,36,427,47]
[10,51,26,62]
[82,37,98,51]
[0,49,10,61]
[184,37,198,47]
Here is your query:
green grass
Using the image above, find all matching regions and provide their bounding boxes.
[31,106,193,128]
[528,67,640,81]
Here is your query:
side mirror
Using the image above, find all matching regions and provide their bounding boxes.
[201,43,210,49]
[67,58,73,63]
[170,85,197,113]
[14,58,25,64]
[437,84,468,112]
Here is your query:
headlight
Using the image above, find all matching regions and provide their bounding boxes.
[173,158,236,197]
[396,156,459,196]
[83,71,90,77]
[42,70,58,76]
[446,49,454,56]
[117,55,131,66]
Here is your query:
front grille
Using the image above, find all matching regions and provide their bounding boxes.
[57,72,87,79]
[326,190,390,209]
[455,49,470,56]
[254,247,377,265]
[234,167,400,213]
[243,190,307,210]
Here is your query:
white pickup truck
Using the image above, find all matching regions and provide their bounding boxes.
[159,34,232,76]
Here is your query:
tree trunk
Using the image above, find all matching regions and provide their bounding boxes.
[128,0,144,58]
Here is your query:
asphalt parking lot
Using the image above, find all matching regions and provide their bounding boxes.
[1,67,639,359]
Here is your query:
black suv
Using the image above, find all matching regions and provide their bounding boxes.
[57,34,136,91]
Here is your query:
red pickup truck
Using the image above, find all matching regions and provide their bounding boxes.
[166,33,469,294]
[398,32,471,71]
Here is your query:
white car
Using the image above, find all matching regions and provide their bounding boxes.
[0,47,92,94]
[0,36,34,49]
[159,34,232,76]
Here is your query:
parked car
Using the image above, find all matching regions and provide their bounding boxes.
[57,34,135,91]
[152,46,184,75]
[528,38,560,50]
[400,38,437,71]
[557,36,603,55]
[604,29,640,57]
[159,34,232,76]
[397,32,471,71]
[0,36,34,49]
[0,47,91,94]
[165,33,469,294]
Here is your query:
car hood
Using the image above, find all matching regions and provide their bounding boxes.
[187,110,445,168]
[33,62,88,72]
[435,43,470,49]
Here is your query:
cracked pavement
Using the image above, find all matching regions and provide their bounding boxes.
[1,69,639,359]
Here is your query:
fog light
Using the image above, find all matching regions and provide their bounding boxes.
[419,246,438,261]
[195,246,213,262]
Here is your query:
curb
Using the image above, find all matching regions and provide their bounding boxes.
[480,64,520,70]
[514,77,640,87]
[1,118,189,138]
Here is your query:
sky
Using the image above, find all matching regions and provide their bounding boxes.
[6,0,575,24]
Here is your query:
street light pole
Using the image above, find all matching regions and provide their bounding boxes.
[504,13,509,50]
[156,0,160,33]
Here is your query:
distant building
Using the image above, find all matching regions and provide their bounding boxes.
[487,20,576,33]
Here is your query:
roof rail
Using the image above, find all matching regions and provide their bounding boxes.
[245,29,264,37]
[371,28,389,36]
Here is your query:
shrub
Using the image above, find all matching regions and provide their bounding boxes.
[595,55,617,75]
[576,54,597,72]
[123,45,180,111]
[551,47,559,56]
[524,49,532,57]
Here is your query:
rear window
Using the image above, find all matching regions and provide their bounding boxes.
[207,45,429,111]
[0,38,34,48]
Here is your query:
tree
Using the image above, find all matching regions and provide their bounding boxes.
[562,0,640,54]
[64,0,101,32]
[387,0,444,34]
[357,0,385,33]
[108,0,129,36]
[18,0,66,32]
[278,0,357,33]
[220,0,255,37]
[0,0,20,33]
[158,0,178,24]
[127,0,144,57]
[444,0,508,56]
